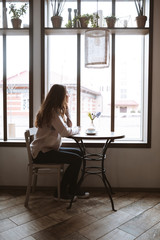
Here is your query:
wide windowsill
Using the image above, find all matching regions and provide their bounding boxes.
[0,139,150,148]
[44,27,149,36]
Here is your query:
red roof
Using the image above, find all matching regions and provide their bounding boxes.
[115,100,138,107]
[0,71,29,85]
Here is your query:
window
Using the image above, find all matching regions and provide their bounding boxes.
[0,0,33,143]
[43,0,152,146]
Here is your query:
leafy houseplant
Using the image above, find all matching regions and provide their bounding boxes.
[9,3,28,28]
[134,0,147,28]
[77,14,92,28]
[70,13,99,28]
[134,0,145,16]
[104,15,118,28]
[51,0,66,28]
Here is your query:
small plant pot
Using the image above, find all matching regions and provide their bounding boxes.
[51,16,63,28]
[11,18,22,28]
[136,16,147,28]
[79,17,90,28]
[105,18,116,28]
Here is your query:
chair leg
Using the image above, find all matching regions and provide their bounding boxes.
[32,169,38,192]
[25,168,33,207]
[57,167,61,201]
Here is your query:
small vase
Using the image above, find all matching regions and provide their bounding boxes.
[68,8,72,22]
[87,120,96,134]
[3,7,8,28]
[74,9,78,28]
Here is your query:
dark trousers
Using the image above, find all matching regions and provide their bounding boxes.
[33,147,82,195]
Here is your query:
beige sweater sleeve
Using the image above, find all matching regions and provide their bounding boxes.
[51,111,79,137]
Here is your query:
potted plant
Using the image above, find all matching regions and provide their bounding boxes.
[51,0,66,28]
[104,15,118,28]
[134,0,147,28]
[77,14,92,28]
[9,3,28,28]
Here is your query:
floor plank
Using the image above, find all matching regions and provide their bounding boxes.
[1,190,160,240]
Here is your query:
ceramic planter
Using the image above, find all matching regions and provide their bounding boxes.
[51,16,63,28]
[11,18,22,28]
[105,18,117,28]
[79,17,90,28]
[136,16,147,28]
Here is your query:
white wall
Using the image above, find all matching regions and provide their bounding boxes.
[0,0,160,189]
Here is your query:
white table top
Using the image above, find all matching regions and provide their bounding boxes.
[69,130,125,141]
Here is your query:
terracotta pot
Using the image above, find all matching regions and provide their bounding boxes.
[105,18,116,28]
[79,17,90,28]
[136,16,147,28]
[51,16,63,28]
[11,18,22,28]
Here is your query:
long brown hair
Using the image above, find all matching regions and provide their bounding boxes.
[35,84,66,127]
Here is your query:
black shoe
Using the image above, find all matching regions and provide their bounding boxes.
[54,192,77,202]
[76,191,90,199]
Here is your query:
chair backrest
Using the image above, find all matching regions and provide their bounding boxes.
[24,127,37,165]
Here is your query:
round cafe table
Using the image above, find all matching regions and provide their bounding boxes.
[67,130,125,211]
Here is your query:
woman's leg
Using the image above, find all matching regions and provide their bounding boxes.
[33,149,82,196]
[59,147,89,198]
[59,147,82,157]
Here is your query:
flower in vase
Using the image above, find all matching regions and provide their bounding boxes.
[88,112,101,121]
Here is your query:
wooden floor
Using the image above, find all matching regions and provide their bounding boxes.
[1,189,160,240]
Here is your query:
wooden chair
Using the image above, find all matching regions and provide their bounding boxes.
[24,127,64,207]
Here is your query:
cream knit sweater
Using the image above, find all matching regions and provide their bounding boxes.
[30,110,80,159]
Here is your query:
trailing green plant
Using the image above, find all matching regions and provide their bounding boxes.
[51,0,66,16]
[9,3,28,19]
[65,20,72,28]
[104,15,118,21]
[72,13,100,28]
[90,13,100,27]
[134,0,145,16]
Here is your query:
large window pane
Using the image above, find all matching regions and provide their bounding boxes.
[81,35,111,132]
[47,35,77,126]
[45,1,77,28]
[0,36,3,139]
[6,36,29,139]
[0,1,2,28]
[115,35,146,140]
[6,1,29,28]
[43,0,152,145]
[81,1,111,27]
[116,0,149,28]
[116,1,138,28]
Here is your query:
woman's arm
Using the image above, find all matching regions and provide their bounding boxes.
[61,93,72,127]
[52,111,79,137]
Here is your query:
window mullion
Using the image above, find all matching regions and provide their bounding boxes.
[29,0,33,128]
[111,0,115,132]
[77,34,81,126]
[111,34,115,132]
[77,0,81,127]
[3,35,7,141]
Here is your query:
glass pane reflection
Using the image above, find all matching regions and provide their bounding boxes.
[6,36,29,139]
